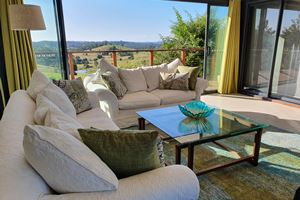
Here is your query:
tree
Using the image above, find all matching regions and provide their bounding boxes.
[155,9,223,71]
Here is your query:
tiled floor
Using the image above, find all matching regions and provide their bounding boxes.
[202,94,300,133]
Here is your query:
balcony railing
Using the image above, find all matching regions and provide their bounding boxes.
[67,48,204,80]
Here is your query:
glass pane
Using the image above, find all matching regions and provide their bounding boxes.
[272,1,300,100]
[25,0,63,80]
[206,6,228,90]
[137,106,267,144]
[243,3,280,96]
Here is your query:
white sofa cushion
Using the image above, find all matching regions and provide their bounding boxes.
[34,95,83,140]
[142,64,166,91]
[119,91,161,110]
[150,89,196,105]
[27,70,50,100]
[165,58,183,73]
[77,108,119,130]
[41,82,76,118]
[40,165,200,200]
[23,125,119,193]
[119,68,147,93]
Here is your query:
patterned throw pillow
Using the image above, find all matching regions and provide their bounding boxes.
[178,65,200,90]
[159,72,189,91]
[78,128,162,179]
[101,71,127,98]
[159,72,176,89]
[53,78,92,114]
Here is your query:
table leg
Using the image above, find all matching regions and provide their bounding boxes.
[175,145,181,164]
[188,144,194,170]
[251,128,263,166]
[138,118,145,130]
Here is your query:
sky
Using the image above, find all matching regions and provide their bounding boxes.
[26,0,208,42]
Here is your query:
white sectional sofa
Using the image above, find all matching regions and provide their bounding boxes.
[0,90,200,200]
[84,73,208,122]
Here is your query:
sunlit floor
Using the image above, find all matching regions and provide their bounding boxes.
[201,94,300,133]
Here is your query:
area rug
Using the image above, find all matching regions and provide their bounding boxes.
[125,124,300,200]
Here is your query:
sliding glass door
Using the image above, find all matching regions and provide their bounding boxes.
[271,0,300,101]
[205,5,228,91]
[243,2,280,96]
[242,0,300,103]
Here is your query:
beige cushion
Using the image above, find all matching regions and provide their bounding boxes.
[150,89,196,105]
[142,64,166,91]
[41,82,76,118]
[23,125,119,193]
[27,70,50,100]
[77,108,119,130]
[119,68,147,93]
[34,94,83,140]
[119,91,161,110]
[165,58,183,73]
[92,59,119,85]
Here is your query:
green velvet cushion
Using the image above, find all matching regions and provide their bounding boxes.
[78,129,161,178]
[178,65,200,90]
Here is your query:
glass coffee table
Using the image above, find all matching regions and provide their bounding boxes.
[137,106,268,175]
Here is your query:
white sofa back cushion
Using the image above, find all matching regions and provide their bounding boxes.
[34,94,83,140]
[40,82,76,118]
[166,58,183,73]
[23,125,119,193]
[119,68,147,93]
[142,64,167,91]
[27,70,50,100]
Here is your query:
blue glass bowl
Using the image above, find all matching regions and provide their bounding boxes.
[178,101,215,119]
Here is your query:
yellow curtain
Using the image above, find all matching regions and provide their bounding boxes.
[218,0,241,94]
[0,78,6,107]
[0,0,36,95]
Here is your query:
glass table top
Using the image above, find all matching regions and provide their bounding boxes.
[137,106,268,144]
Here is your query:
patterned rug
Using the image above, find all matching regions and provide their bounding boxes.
[125,124,300,200]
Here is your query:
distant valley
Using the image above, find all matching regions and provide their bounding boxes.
[32,40,162,53]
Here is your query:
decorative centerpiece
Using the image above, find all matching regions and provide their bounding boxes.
[178,101,215,119]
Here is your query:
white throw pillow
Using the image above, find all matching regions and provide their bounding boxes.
[34,94,83,140]
[165,58,183,73]
[27,70,50,100]
[40,82,76,118]
[142,64,167,91]
[23,125,119,193]
[119,68,147,93]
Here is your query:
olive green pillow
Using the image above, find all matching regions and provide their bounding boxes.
[78,129,161,179]
[177,65,201,90]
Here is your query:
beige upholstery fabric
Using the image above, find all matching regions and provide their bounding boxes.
[41,165,200,200]
[165,58,183,73]
[77,108,120,130]
[41,82,76,118]
[142,64,166,91]
[34,94,83,140]
[195,78,209,101]
[0,91,51,200]
[119,68,147,93]
[23,125,119,193]
[150,89,196,105]
[119,91,161,110]
[27,70,50,100]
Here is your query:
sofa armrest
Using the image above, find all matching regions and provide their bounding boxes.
[85,81,119,119]
[195,78,208,100]
[41,165,200,200]
[87,92,100,109]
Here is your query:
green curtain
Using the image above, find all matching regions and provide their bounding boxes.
[218,0,241,94]
[0,0,36,95]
